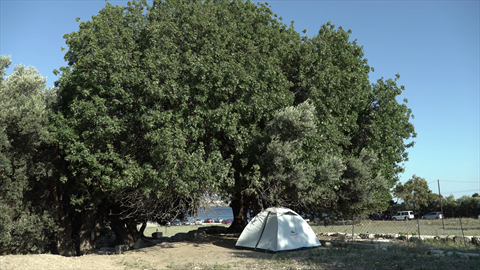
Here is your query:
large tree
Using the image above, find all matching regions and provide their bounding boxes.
[51,0,416,254]
[0,55,57,254]
[393,175,433,213]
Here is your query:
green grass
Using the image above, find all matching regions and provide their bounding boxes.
[310,217,480,237]
[423,238,477,249]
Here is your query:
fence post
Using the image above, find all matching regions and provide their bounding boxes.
[351,215,355,242]
[459,216,467,248]
[406,217,409,240]
[416,217,422,248]
[438,180,445,230]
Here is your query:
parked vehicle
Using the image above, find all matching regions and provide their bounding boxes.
[392,211,414,221]
[216,219,224,223]
[222,219,233,225]
[370,213,391,220]
[182,219,191,225]
[172,219,181,226]
[194,219,203,225]
[421,212,442,219]
[204,218,214,223]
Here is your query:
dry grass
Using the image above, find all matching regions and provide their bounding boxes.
[310,218,480,237]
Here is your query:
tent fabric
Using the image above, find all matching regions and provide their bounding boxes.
[235,207,321,252]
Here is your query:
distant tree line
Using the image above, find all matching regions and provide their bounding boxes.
[388,175,480,218]
[0,0,416,256]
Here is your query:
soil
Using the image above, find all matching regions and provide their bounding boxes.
[0,234,313,270]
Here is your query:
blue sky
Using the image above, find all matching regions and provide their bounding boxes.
[1,0,479,199]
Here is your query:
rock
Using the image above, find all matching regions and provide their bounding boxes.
[96,235,116,249]
[458,253,470,259]
[171,232,188,242]
[453,236,471,245]
[133,238,155,249]
[359,233,375,239]
[99,247,115,255]
[471,237,480,246]
[115,245,129,254]
[409,236,425,243]
[386,234,398,239]
[445,235,455,242]
[430,249,444,255]
[152,232,163,239]
[187,230,207,240]
[463,253,480,258]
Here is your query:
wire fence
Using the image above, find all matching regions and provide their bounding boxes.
[311,217,480,247]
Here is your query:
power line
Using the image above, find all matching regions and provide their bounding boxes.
[441,189,479,195]
[438,180,479,184]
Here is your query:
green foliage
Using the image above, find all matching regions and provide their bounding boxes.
[47,0,415,243]
[394,175,433,211]
[0,55,56,254]
[53,0,300,221]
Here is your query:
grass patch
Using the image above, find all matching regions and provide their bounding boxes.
[423,238,477,249]
[310,218,480,237]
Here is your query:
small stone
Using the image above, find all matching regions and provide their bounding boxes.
[458,253,469,259]
[115,245,128,254]
[471,237,480,246]
[463,253,480,258]
[430,250,444,255]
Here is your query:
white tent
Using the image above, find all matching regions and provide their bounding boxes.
[235,207,321,252]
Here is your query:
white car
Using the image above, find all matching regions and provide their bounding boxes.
[392,211,414,221]
[194,219,203,225]
[421,212,442,219]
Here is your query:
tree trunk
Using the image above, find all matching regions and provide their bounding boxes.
[228,191,249,233]
[138,221,147,238]
[110,216,140,247]
[56,210,76,256]
[76,207,99,255]
[53,183,76,257]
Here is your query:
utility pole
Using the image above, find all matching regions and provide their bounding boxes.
[438,180,445,230]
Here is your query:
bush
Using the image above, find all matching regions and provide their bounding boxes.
[0,208,56,254]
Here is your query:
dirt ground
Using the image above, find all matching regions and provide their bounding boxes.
[0,235,297,270]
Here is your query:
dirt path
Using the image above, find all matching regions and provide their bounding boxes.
[0,235,279,270]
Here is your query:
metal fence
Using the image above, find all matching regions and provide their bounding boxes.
[311,217,480,247]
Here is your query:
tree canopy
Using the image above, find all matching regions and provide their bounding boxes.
[0,55,57,254]
[1,0,416,255]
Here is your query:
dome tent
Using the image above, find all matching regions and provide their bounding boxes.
[235,207,321,252]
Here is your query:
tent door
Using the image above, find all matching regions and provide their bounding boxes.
[254,212,270,249]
